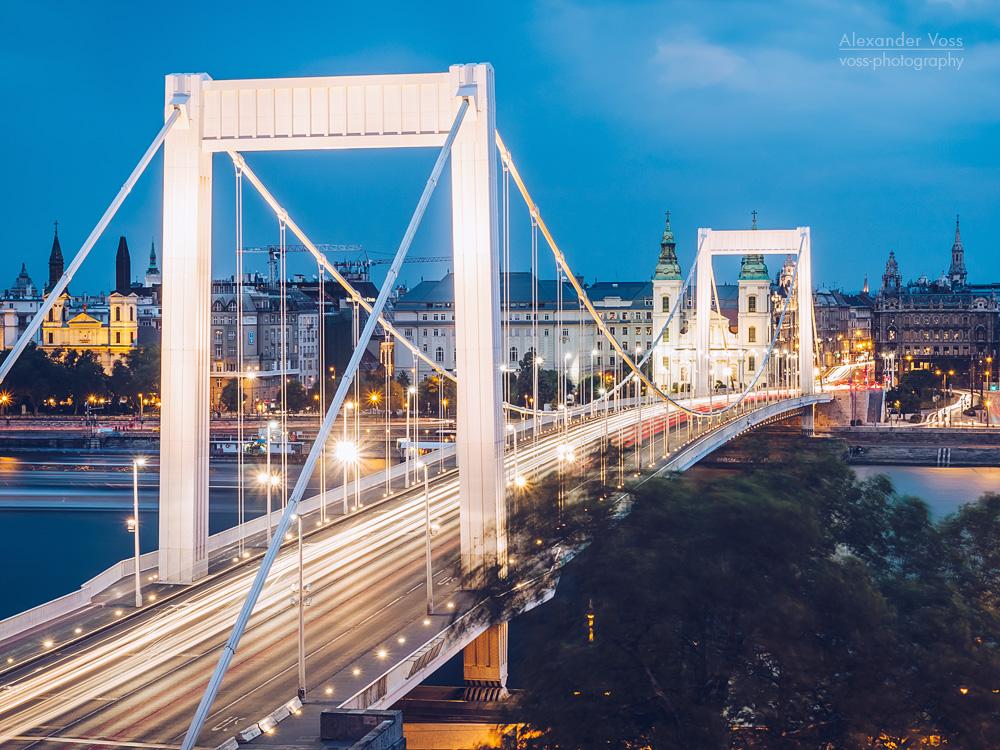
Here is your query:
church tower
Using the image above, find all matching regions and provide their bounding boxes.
[948,216,967,288]
[145,239,162,287]
[738,213,771,383]
[882,251,901,293]
[115,236,132,295]
[46,222,64,295]
[651,213,684,391]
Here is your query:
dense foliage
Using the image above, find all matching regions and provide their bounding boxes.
[495,454,1000,749]
[0,344,159,415]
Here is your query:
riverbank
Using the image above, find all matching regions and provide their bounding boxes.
[825,426,1000,466]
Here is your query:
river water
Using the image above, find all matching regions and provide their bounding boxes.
[0,459,997,623]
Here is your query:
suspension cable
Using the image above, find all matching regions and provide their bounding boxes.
[497,129,808,417]
[235,162,246,556]
[0,107,182,386]
[229,152,457,386]
[279,218,289,509]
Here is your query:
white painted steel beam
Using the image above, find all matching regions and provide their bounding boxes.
[199,73,457,152]
[796,228,815,397]
[449,64,505,578]
[160,74,213,583]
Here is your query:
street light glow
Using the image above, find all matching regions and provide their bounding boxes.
[335,441,360,463]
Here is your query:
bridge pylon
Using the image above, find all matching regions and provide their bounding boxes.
[158,64,510,682]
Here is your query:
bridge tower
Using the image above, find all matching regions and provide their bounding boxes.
[651,216,683,391]
[695,227,814,410]
[158,65,509,693]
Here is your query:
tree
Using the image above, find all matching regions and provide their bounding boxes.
[60,350,108,414]
[219,379,242,413]
[417,374,457,416]
[495,455,1000,750]
[284,380,310,412]
[514,350,557,408]
[1,345,70,415]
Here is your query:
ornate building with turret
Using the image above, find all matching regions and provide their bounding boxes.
[873,218,999,383]
[650,215,774,392]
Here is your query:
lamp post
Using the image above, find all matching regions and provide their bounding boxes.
[533,355,542,436]
[417,461,434,615]
[264,419,278,541]
[257,471,280,543]
[590,350,598,418]
[130,458,146,608]
[296,510,306,700]
[406,387,415,487]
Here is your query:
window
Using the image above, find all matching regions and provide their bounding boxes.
[215,345,222,357]
[433,329,439,337]
[228,331,236,341]
[228,345,236,356]
[130,332,134,344]
[662,295,670,313]
[748,326,756,343]
[115,332,121,344]
[609,326,616,335]
[423,329,428,337]
[635,327,641,336]
[422,344,428,352]
[544,329,549,336]
[510,346,518,362]
[435,346,445,363]
[48,332,53,344]
[404,328,413,338]
[115,307,121,322]
[748,355,756,371]
[129,307,134,322]
[748,295,757,313]
[422,314,428,321]
[48,309,53,321]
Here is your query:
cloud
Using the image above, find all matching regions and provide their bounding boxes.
[652,33,747,91]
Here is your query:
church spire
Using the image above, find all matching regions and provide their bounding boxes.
[147,239,159,275]
[882,250,901,293]
[115,236,132,294]
[652,212,682,280]
[949,214,967,288]
[46,222,65,295]
[739,210,769,280]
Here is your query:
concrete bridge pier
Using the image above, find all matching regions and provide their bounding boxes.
[463,623,509,701]
[802,403,815,435]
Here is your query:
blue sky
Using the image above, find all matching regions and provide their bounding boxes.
[2,0,998,295]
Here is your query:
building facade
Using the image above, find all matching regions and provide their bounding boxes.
[873,220,1000,382]
[394,217,777,398]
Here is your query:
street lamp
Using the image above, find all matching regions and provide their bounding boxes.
[416,461,434,615]
[336,440,360,513]
[590,350,599,417]
[406,387,416,487]
[130,458,146,608]
[257,471,280,543]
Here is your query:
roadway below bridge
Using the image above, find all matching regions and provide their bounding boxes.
[0,391,821,749]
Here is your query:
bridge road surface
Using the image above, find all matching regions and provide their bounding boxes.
[0,404,678,749]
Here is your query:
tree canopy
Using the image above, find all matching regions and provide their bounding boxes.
[495,454,1000,749]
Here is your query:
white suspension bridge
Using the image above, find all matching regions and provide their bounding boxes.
[0,65,829,750]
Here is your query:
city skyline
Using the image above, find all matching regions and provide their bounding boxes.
[3,1,997,296]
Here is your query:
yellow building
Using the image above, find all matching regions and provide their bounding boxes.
[41,291,138,373]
